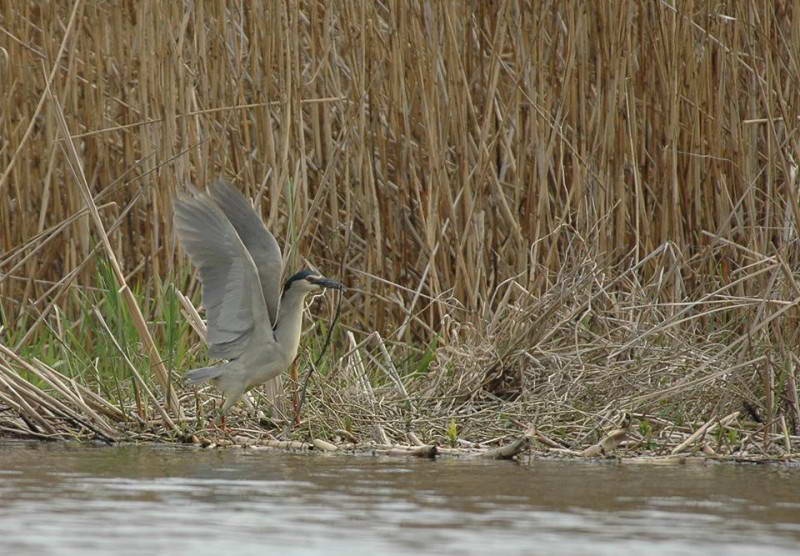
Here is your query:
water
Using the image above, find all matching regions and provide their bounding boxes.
[0,441,798,555]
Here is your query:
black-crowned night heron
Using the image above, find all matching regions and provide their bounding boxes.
[173,180,342,421]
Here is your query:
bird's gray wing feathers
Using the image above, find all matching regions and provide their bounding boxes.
[174,193,273,360]
[208,180,283,325]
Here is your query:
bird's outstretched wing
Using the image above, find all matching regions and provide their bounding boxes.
[174,191,274,360]
[208,180,283,325]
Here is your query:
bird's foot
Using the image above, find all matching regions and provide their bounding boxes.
[209,414,231,438]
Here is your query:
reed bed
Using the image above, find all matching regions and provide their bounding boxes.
[1,1,799,459]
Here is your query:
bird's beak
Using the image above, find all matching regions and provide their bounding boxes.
[310,276,344,290]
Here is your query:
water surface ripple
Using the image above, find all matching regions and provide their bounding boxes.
[1,441,798,555]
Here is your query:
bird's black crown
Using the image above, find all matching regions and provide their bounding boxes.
[283,269,317,292]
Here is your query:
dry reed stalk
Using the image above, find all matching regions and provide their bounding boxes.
[0,0,82,192]
[250,439,313,451]
[0,371,59,435]
[311,438,338,452]
[46,84,182,416]
[376,444,438,458]
[788,355,800,434]
[672,411,741,455]
[479,435,531,460]
[27,359,116,435]
[0,348,115,441]
[176,289,207,340]
[93,309,179,434]
[32,358,126,422]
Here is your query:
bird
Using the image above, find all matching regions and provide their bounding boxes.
[173,179,343,424]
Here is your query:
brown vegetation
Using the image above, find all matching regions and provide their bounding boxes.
[0,1,799,457]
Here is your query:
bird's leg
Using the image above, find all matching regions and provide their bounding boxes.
[212,412,232,437]
[215,387,246,437]
[211,400,230,436]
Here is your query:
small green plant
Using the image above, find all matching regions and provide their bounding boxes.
[712,425,739,447]
[638,419,656,450]
[446,419,458,447]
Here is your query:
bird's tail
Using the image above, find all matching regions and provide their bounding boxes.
[185,364,227,386]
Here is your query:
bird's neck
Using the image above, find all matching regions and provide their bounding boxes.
[273,288,307,361]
